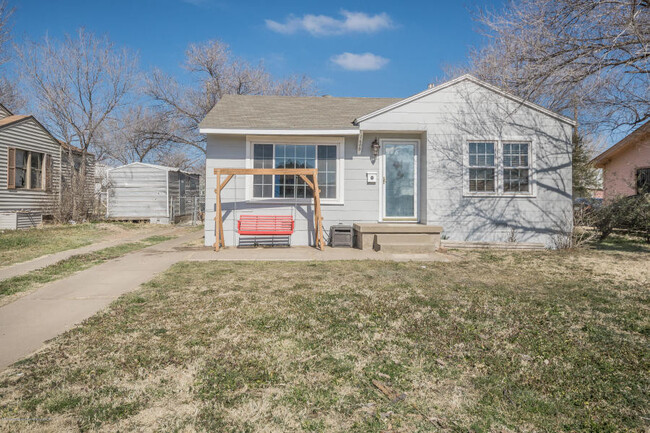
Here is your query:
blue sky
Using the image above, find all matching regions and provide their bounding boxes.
[10,0,505,98]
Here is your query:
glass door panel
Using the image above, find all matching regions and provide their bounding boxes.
[383,143,416,219]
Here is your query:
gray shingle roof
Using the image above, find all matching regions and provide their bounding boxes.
[199,94,402,130]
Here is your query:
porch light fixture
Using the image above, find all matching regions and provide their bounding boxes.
[371,138,380,157]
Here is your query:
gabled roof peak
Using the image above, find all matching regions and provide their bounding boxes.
[354,74,576,126]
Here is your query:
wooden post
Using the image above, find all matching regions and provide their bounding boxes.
[212,168,325,251]
[312,172,324,250]
[214,170,222,251]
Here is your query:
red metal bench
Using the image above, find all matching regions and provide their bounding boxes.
[237,215,295,236]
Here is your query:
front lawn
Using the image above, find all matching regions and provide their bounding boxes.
[0,222,151,267]
[0,235,175,303]
[0,247,648,432]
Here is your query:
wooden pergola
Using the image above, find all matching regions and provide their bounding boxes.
[213,168,325,252]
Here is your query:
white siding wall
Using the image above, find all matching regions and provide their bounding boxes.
[0,119,61,215]
[361,80,573,246]
[107,165,168,219]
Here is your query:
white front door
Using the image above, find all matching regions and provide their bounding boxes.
[382,140,418,221]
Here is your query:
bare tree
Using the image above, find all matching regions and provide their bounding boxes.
[16,28,138,152]
[98,106,174,164]
[0,0,23,111]
[16,29,138,219]
[459,0,649,133]
[154,149,199,172]
[146,39,317,154]
[0,0,12,65]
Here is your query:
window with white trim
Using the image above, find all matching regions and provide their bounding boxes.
[252,143,338,199]
[468,142,496,192]
[503,143,530,193]
[466,141,533,195]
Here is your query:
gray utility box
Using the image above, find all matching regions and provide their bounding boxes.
[330,224,354,247]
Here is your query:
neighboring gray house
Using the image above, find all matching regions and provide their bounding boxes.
[0,103,97,229]
[200,75,575,249]
[107,162,201,224]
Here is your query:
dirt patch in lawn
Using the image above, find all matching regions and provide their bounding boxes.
[0,247,648,432]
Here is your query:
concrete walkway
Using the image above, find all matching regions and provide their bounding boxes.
[0,235,457,370]
[0,230,203,370]
[0,226,178,282]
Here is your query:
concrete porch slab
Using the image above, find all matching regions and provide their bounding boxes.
[185,245,457,262]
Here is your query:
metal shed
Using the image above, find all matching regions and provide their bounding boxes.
[107,162,201,224]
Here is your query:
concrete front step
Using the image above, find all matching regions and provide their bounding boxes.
[375,233,438,244]
[353,223,443,251]
[353,223,443,234]
[373,233,440,253]
[374,242,438,254]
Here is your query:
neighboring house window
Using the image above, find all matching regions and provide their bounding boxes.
[252,143,338,199]
[503,143,530,193]
[30,152,44,189]
[15,149,28,188]
[468,142,496,192]
[7,147,48,190]
[637,167,650,194]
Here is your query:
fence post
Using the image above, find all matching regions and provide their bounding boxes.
[192,196,198,226]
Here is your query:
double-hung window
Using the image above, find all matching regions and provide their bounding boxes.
[252,142,338,200]
[503,143,530,193]
[468,142,496,193]
[15,149,29,188]
[466,140,533,195]
[7,148,49,190]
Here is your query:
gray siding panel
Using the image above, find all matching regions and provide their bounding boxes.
[107,164,200,221]
[107,165,168,219]
[0,119,61,214]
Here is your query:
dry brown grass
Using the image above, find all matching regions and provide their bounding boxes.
[0,242,648,432]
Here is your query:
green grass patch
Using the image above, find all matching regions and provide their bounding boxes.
[0,248,648,431]
[0,235,174,299]
[594,232,650,253]
[0,222,150,267]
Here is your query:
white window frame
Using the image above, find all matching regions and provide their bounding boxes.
[502,141,533,195]
[466,141,497,195]
[463,137,536,198]
[245,135,345,205]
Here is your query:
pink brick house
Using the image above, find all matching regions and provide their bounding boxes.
[592,122,650,200]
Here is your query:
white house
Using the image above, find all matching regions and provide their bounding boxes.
[199,75,575,249]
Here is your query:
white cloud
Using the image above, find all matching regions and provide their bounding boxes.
[266,10,393,36]
[330,52,389,71]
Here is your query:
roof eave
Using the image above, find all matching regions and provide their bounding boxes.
[199,128,360,136]
[590,123,649,167]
